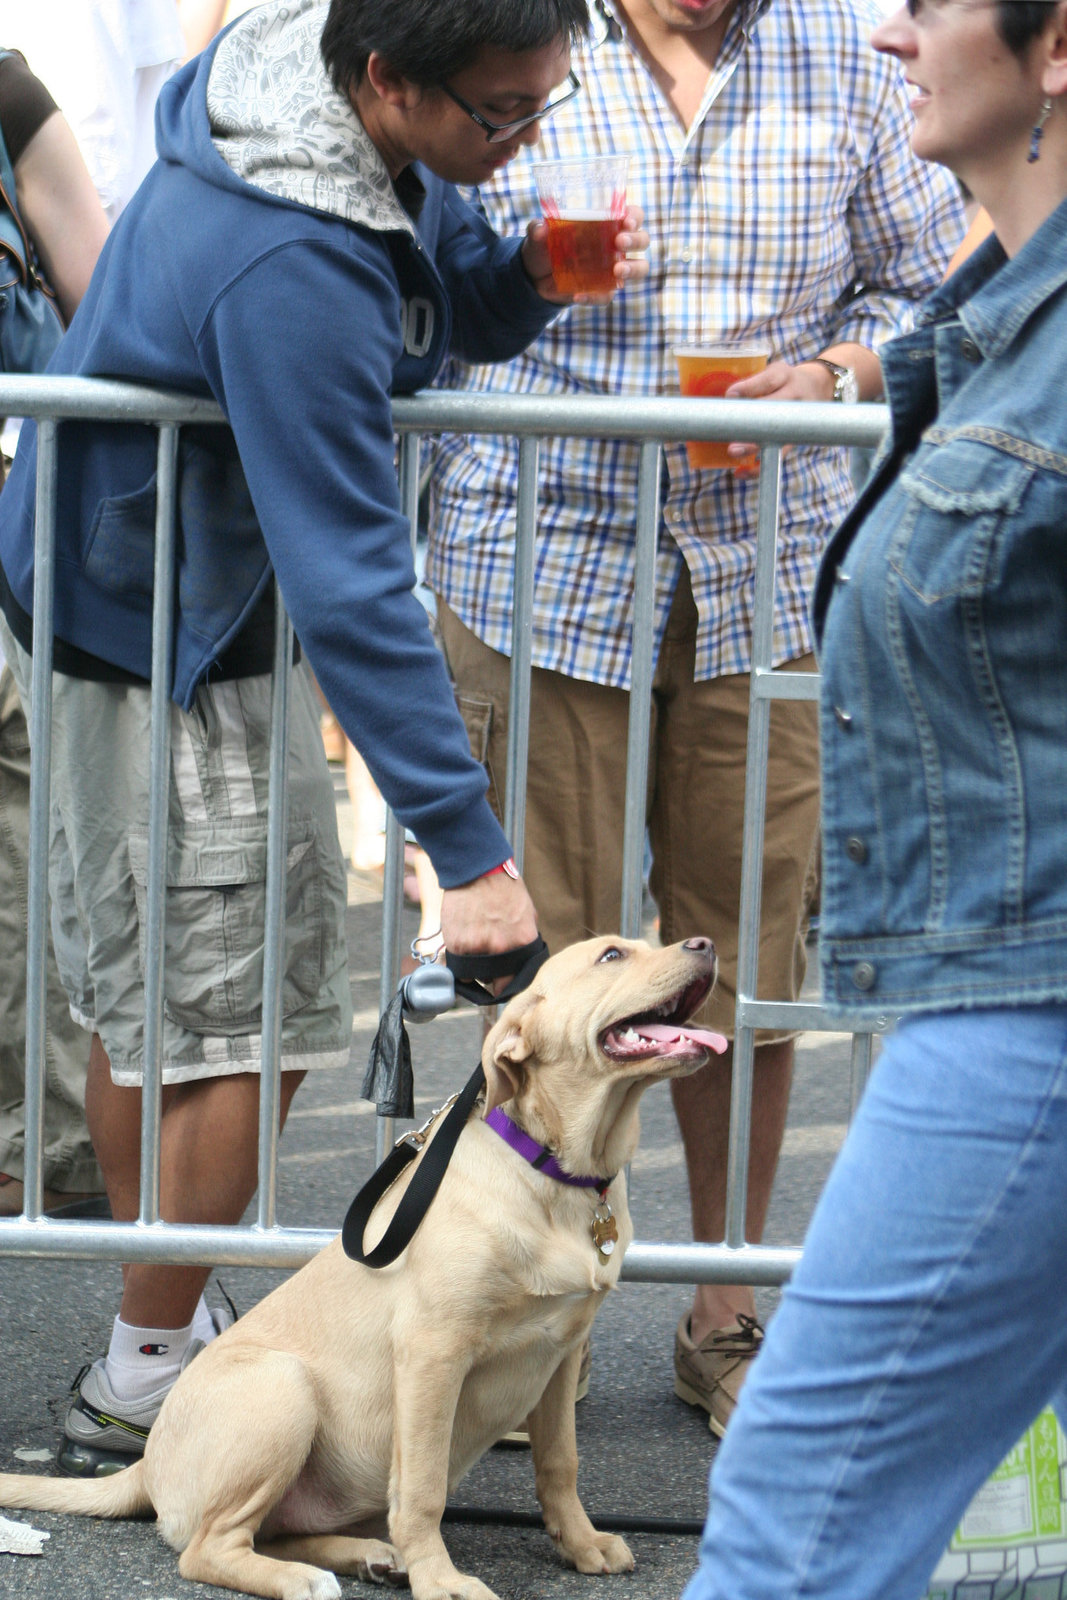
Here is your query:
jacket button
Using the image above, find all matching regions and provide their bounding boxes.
[846,835,868,864]
[833,706,853,730]
[960,337,981,363]
[851,961,876,991]
[834,566,851,585]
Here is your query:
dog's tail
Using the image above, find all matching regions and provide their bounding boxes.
[0,1461,152,1520]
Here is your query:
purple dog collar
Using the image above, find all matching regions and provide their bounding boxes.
[485,1107,612,1195]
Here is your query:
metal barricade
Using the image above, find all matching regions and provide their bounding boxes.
[0,373,890,1293]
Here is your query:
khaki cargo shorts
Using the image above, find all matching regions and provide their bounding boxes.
[1,616,351,1086]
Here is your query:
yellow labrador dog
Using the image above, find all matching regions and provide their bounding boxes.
[0,934,723,1600]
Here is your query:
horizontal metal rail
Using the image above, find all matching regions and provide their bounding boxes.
[0,1215,803,1285]
[0,374,889,447]
[0,375,889,1289]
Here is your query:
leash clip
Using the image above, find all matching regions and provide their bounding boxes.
[395,1092,460,1153]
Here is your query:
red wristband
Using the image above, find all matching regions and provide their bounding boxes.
[484,857,519,880]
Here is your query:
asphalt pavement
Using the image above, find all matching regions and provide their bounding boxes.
[0,774,857,1600]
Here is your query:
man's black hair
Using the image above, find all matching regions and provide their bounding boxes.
[995,0,1057,56]
[322,0,590,100]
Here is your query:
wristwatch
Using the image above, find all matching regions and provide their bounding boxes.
[812,357,859,404]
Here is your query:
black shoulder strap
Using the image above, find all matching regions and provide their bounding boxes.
[341,1062,486,1268]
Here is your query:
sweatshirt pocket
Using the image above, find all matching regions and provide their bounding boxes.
[84,475,158,598]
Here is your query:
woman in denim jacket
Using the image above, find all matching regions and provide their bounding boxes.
[685,3,1067,1598]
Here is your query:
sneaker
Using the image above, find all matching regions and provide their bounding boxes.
[56,1359,173,1477]
[496,1338,592,1448]
[202,1283,239,1341]
[673,1313,764,1439]
[55,1308,231,1481]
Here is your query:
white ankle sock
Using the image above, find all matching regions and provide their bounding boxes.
[105,1315,193,1401]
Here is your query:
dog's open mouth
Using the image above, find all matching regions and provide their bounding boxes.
[600,974,728,1062]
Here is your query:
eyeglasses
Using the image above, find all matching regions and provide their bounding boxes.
[904,0,996,17]
[440,68,581,144]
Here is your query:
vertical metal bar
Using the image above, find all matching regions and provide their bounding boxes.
[375,434,422,1161]
[849,1030,874,1122]
[620,440,662,939]
[23,419,59,1220]
[138,425,180,1223]
[256,584,293,1227]
[504,437,540,866]
[376,817,405,1166]
[724,446,783,1247]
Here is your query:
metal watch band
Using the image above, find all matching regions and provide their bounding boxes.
[811,357,859,404]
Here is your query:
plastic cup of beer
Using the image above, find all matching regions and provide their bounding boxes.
[674,345,771,470]
[534,156,628,296]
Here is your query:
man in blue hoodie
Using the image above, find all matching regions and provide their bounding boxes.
[0,0,647,1474]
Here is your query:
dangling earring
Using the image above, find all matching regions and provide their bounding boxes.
[1027,97,1053,164]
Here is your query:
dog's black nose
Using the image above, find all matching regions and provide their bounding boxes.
[683,936,715,956]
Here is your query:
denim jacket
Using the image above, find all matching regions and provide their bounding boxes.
[812,195,1067,1018]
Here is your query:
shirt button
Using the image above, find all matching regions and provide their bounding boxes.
[851,961,877,991]
[680,248,693,263]
[960,338,981,363]
[833,706,853,730]
[846,836,868,864]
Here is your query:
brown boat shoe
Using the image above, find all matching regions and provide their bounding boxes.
[673,1312,765,1439]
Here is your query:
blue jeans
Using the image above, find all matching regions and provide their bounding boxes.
[684,1005,1067,1600]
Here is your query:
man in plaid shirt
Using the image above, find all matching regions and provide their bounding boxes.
[426,0,964,1436]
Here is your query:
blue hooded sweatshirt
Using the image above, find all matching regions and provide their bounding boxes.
[0,0,558,887]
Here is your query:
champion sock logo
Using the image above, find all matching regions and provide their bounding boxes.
[138,1343,170,1356]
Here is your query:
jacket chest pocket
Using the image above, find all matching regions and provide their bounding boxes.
[888,438,1032,604]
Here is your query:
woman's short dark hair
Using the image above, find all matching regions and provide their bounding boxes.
[321,0,590,100]
[995,0,1056,56]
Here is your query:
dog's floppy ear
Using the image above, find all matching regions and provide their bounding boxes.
[483,1049,524,1115]
[482,994,538,1113]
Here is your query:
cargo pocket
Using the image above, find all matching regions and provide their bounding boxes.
[128,818,327,1034]
[454,693,502,821]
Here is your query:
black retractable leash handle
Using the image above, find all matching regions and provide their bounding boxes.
[444,936,548,1008]
[342,937,549,1269]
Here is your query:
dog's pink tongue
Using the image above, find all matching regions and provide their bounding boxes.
[639,1022,728,1054]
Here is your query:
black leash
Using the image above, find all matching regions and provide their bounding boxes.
[343,937,549,1269]
[443,1504,704,1538]
[341,1061,486,1268]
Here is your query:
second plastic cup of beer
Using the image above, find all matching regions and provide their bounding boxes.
[534,156,628,296]
[674,345,771,470]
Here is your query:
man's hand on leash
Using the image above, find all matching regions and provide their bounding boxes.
[441,867,539,989]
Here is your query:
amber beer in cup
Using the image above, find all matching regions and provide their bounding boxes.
[675,345,771,470]
[535,157,628,297]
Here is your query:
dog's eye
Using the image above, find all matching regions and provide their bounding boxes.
[597,946,624,963]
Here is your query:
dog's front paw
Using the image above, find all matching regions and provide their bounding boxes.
[409,1564,500,1600]
[560,1531,636,1575]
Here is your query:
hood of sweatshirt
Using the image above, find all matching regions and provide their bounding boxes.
[157,0,415,238]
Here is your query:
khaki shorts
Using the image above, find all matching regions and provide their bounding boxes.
[437,570,820,1042]
[1,617,352,1086]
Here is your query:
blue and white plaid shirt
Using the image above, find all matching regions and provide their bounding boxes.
[426,0,966,687]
